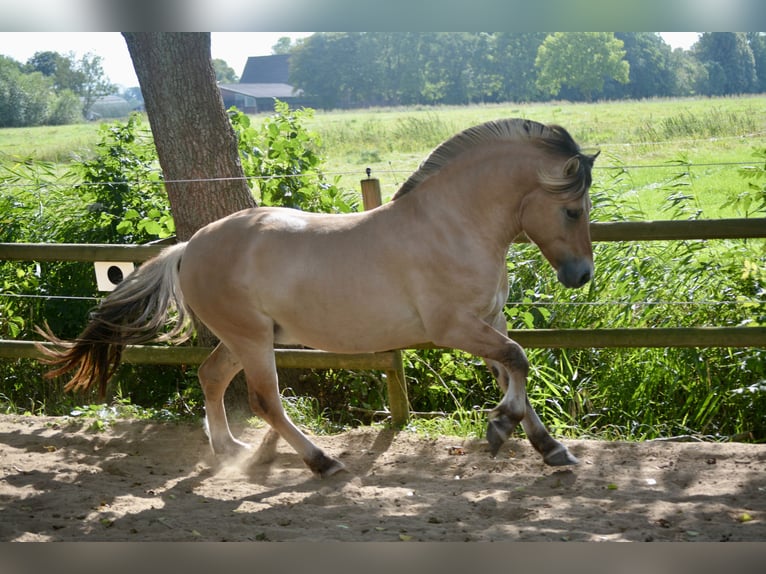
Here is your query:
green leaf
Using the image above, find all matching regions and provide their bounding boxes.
[116,220,134,234]
[138,219,162,236]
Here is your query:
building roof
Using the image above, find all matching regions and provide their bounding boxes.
[240,54,290,84]
[219,83,299,98]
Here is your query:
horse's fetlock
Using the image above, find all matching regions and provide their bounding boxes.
[494,397,525,423]
[486,414,518,457]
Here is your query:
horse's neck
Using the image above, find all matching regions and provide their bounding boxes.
[404,155,530,252]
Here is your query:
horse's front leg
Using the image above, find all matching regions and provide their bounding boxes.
[483,345,528,456]
[484,356,577,465]
[483,313,577,465]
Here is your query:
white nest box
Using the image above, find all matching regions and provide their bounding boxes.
[94,261,135,292]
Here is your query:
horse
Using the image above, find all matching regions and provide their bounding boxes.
[38,118,599,478]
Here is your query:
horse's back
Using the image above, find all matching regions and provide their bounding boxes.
[179,206,428,352]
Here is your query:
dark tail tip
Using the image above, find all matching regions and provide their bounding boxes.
[35,323,119,399]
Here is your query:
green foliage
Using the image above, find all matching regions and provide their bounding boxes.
[1,50,115,127]
[0,58,57,127]
[230,100,356,212]
[605,33,675,99]
[287,32,766,108]
[731,147,766,216]
[0,115,186,412]
[212,58,238,83]
[67,396,185,432]
[70,113,173,243]
[535,33,630,101]
[694,33,757,95]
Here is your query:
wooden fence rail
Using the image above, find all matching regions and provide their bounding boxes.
[1,218,764,263]
[1,180,764,426]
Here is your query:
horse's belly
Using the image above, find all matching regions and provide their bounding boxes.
[271,305,427,353]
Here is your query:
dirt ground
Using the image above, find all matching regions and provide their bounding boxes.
[1,413,764,542]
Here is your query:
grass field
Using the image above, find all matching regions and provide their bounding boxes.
[2,95,765,220]
[303,96,766,218]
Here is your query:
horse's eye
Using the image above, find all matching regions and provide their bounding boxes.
[565,208,583,221]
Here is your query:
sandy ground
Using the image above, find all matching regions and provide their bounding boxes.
[1,413,765,542]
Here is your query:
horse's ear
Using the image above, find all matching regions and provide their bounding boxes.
[562,156,583,178]
[581,149,601,167]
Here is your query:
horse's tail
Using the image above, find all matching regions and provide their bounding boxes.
[36,242,194,396]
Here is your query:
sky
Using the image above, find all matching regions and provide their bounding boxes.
[0,32,701,89]
[0,32,314,88]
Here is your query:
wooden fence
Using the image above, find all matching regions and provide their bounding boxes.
[1,179,765,426]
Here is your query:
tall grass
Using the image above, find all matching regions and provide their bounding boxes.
[0,123,102,163]
[635,105,761,142]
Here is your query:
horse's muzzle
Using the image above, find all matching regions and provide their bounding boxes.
[557,259,593,289]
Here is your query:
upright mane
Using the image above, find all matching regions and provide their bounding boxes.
[392,118,599,200]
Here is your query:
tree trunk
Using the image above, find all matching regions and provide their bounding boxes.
[122,33,256,241]
[123,33,258,415]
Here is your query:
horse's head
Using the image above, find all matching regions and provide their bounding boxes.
[520,145,599,289]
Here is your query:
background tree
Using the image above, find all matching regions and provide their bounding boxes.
[212,58,238,83]
[694,32,757,95]
[602,33,675,99]
[26,51,115,118]
[289,33,345,109]
[0,56,53,127]
[667,47,707,96]
[372,33,425,105]
[75,53,116,118]
[25,51,78,91]
[535,32,630,101]
[493,32,547,102]
[747,33,766,93]
[122,32,256,241]
[271,36,294,55]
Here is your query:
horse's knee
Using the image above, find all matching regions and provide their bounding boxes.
[500,342,529,377]
[493,391,526,424]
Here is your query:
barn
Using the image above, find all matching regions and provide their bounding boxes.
[219,54,306,113]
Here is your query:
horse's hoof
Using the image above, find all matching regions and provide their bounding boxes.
[212,439,252,457]
[253,429,281,464]
[319,459,347,479]
[543,444,579,466]
[306,452,347,478]
[486,416,517,457]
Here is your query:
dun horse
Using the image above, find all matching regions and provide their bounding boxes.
[39,118,598,477]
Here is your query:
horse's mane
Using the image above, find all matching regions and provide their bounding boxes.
[392,118,599,200]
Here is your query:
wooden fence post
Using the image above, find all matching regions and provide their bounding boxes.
[360,176,383,210]
[360,176,410,428]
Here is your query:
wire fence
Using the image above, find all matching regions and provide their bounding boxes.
[0,158,762,189]
[1,132,764,312]
[1,126,765,190]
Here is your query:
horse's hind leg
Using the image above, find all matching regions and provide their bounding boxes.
[199,342,304,466]
[198,342,251,455]
[231,338,345,478]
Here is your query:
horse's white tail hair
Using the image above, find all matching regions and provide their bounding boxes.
[37,242,194,396]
